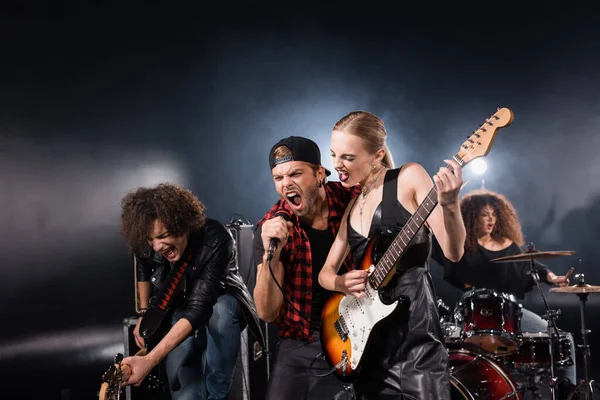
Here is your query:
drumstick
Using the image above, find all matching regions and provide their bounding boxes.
[564,267,575,280]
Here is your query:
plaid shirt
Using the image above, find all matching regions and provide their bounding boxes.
[257,182,360,342]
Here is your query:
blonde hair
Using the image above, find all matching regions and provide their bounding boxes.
[333,111,394,168]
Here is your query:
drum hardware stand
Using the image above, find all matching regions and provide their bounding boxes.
[523,374,544,400]
[437,298,451,323]
[573,272,595,400]
[499,391,520,400]
[524,242,562,400]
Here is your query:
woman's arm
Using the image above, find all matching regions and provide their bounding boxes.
[319,198,369,298]
[400,161,466,262]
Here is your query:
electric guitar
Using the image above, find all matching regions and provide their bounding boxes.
[320,107,514,381]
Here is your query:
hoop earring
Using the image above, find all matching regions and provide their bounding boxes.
[317,181,323,188]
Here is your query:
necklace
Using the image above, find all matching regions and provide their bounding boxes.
[357,166,387,233]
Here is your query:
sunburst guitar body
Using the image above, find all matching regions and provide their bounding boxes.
[320,231,409,381]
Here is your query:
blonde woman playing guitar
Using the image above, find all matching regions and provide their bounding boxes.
[319,109,513,399]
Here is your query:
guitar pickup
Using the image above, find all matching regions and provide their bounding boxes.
[334,317,349,341]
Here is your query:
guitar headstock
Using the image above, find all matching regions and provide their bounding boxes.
[455,107,513,166]
[98,347,148,399]
[98,353,125,400]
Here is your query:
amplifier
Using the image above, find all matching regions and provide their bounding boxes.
[226,221,278,400]
[229,322,274,400]
[226,222,258,294]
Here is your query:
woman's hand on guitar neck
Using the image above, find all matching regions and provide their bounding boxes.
[434,159,463,208]
[335,269,369,299]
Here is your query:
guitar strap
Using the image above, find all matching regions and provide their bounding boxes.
[140,252,194,338]
[380,164,433,276]
[154,252,194,311]
[380,166,403,236]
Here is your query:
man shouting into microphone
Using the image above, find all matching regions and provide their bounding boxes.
[253,136,360,400]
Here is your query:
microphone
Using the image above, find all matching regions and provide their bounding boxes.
[267,209,292,262]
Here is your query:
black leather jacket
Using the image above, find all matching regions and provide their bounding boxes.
[136,218,264,345]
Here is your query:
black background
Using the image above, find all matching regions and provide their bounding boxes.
[1,3,599,399]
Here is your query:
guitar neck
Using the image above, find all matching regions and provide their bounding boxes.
[369,155,465,288]
[369,186,439,288]
[366,107,513,289]
[136,347,148,357]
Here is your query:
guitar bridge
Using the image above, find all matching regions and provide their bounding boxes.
[334,316,349,341]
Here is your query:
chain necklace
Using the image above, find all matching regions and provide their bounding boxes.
[357,166,387,233]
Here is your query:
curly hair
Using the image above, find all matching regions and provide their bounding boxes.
[460,189,524,252]
[120,183,206,256]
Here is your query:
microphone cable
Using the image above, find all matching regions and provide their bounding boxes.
[264,209,309,322]
[266,254,308,323]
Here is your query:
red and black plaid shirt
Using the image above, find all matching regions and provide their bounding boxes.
[257,182,360,342]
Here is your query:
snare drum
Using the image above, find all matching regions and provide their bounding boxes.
[509,332,573,370]
[456,289,522,355]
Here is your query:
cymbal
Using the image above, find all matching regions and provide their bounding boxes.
[549,284,600,294]
[490,250,575,263]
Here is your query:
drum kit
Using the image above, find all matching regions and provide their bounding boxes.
[441,244,600,400]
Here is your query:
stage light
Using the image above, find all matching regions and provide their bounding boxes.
[470,158,488,175]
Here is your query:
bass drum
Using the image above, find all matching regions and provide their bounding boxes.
[449,349,522,399]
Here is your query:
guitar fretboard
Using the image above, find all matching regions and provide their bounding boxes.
[368,156,463,288]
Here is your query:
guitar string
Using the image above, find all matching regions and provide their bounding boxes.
[341,122,493,341]
[343,149,470,320]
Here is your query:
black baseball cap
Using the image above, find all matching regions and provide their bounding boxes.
[268,136,331,176]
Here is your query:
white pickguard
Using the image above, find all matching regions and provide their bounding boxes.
[337,269,398,369]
